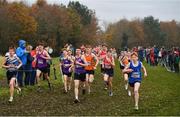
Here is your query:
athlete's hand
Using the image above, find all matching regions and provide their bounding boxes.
[68,68,72,72]
[40,55,46,59]
[40,55,44,58]
[6,65,11,68]
[33,55,36,58]
[10,64,15,68]
[75,61,80,65]
[128,69,133,72]
[144,72,147,78]
[76,62,84,66]
[15,66,20,69]
[93,66,97,70]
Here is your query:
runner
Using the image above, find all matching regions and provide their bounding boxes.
[112,48,117,59]
[123,52,147,110]
[2,46,22,102]
[80,45,86,55]
[84,45,99,94]
[119,51,131,96]
[60,49,74,93]
[74,48,88,103]
[103,50,115,96]
[35,43,52,91]
[99,45,107,74]
[98,45,108,89]
[67,49,75,90]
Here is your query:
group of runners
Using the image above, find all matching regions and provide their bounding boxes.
[2,42,148,110]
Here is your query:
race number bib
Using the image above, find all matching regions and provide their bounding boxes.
[104,64,111,69]
[131,72,140,78]
[38,59,43,65]
[87,61,91,66]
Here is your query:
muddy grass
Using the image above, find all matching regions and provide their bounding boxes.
[0,58,180,116]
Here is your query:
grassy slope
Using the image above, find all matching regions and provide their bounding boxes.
[0,57,180,116]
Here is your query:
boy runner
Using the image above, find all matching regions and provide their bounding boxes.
[2,46,22,102]
[35,43,52,91]
[84,46,99,94]
[123,52,147,110]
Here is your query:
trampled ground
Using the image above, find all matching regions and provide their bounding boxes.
[0,57,180,116]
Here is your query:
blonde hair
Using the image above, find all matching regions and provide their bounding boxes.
[26,45,32,52]
[131,52,138,57]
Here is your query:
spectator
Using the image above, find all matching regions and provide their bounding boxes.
[30,46,38,85]
[174,51,179,73]
[24,45,34,86]
[16,40,27,87]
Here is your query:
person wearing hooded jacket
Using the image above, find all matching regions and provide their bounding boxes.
[16,40,27,87]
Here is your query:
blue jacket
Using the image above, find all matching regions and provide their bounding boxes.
[16,40,27,65]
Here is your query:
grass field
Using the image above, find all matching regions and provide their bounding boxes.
[0,56,180,116]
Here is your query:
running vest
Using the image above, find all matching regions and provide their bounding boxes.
[6,54,20,72]
[85,54,95,70]
[103,56,113,69]
[75,56,86,74]
[99,50,107,64]
[129,61,142,83]
[120,56,129,67]
[36,51,47,68]
[61,57,72,73]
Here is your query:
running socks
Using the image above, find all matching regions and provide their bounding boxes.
[74,96,80,103]
[48,82,51,90]
[9,96,13,102]
[104,81,108,90]
[47,79,52,90]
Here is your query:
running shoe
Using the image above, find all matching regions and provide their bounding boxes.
[125,84,128,90]
[109,92,113,96]
[74,99,80,103]
[128,90,131,97]
[17,88,21,95]
[37,87,42,92]
[134,105,139,110]
[8,97,13,103]
[64,90,68,94]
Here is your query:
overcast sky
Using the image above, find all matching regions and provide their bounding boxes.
[8,0,180,26]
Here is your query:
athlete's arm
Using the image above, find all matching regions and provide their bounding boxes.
[16,57,22,69]
[69,57,74,69]
[76,55,88,67]
[141,63,147,77]
[2,58,10,69]
[59,58,63,67]
[106,56,114,66]
[41,51,51,60]
[122,63,133,73]
[92,53,99,68]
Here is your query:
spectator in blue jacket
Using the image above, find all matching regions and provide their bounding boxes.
[16,40,27,87]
